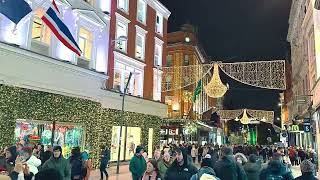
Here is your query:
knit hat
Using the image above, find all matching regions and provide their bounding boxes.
[300,160,314,173]
[135,146,144,154]
[53,146,62,152]
[249,154,257,163]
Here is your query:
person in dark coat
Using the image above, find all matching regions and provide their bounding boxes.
[259,153,294,180]
[69,147,85,180]
[243,154,261,180]
[198,145,203,163]
[5,146,17,172]
[294,160,318,180]
[42,145,53,165]
[164,148,198,180]
[190,157,220,180]
[129,146,147,180]
[35,168,63,180]
[214,147,247,180]
[99,145,110,180]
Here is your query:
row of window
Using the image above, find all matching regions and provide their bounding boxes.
[117,0,163,35]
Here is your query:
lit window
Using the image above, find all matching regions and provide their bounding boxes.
[184,55,189,65]
[137,0,146,24]
[78,27,93,60]
[153,69,162,101]
[155,13,163,35]
[154,44,162,67]
[32,9,51,45]
[135,33,145,60]
[118,0,129,12]
[166,55,173,66]
[116,21,128,52]
[114,71,121,91]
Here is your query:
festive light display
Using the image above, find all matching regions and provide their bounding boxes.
[217,109,274,124]
[204,63,228,98]
[0,85,161,168]
[240,109,250,125]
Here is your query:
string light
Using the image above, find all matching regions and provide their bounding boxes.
[217,109,274,125]
[240,109,250,125]
[204,63,228,98]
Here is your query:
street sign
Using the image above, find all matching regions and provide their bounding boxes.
[304,122,311,132]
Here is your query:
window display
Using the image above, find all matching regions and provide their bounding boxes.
[15,120,84,158]
[111,126,141,161]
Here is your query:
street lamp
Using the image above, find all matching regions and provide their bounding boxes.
[116,72,133,174]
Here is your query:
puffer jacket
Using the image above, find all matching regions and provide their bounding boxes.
[26,155,41,175]
[243,161,261,180]
[190,166,220,180]
[214,155,247,180]
[259,160,294,180]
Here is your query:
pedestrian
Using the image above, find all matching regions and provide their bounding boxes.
[164,148,198,180]
[294,160,317,180]
[5,146,17,172]
[20,146,41,175]
[129,146,147,180]
[259,152,294,180]
[214,147,247,180]
[142,159,161,180]
[234,152,248,165]
[154,149,162,163]
[41,146,71,180]
[35,168,63,180]
[82,148,92,180]
[190,157,220,180]
[191,145,197,163]
[42,145,53,165]
[243,154,261,180]
[198,145,204,163]
[143,152,149,163]
[8,155,34,180]
[157,152,172,179]
[99,145,110,180]
[69,147,86,180]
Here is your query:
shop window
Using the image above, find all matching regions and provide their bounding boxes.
[155,13,163,35]
[154,44,162,67]
[115,21,128,52]
[78,27,93,60]
[137,0,146,24]
[166,55,173,67]
[32,9,51,45]
[135,33,145,60]
[117,0,129,13]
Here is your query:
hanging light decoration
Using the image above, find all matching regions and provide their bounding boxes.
[204,63,228,98]
[240,109,250,125]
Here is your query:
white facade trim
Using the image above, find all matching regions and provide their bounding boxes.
[115,12,131,24]
[154,36,164,45]
[113,51,146,69]
[146,0,171,19]
[135,25,148,35]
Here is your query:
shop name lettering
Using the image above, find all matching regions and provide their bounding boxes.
[288,125,300,132]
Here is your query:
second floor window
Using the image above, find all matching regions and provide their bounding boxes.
[155,13,163,35]
[116,21,128,52]
[135,33,145,60]
[118,0,129,13]
[78,28,93,60]
[137,0,146,24]
[154,44,162,67]
[31,10,51,45]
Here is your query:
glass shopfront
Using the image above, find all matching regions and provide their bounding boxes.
[110,126,141,161]
[15,119,84,158]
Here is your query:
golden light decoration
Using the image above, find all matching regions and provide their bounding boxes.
[240,109,250,125]
[217,109,274,124]
[204,63,228,98]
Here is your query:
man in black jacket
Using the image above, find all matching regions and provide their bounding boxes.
[164,148,198,180]
[214,147,247,180]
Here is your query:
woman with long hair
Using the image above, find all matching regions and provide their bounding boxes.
[142,159,161,180]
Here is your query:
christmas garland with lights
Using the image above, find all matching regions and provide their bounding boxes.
[0,85,161,168]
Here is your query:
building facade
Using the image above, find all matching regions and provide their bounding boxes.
[0,0,169,167]
[161,24,219,146]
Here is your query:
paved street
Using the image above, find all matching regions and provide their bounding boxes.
[89,163,302,180]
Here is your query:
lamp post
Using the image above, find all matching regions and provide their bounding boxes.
[116,72,133,174]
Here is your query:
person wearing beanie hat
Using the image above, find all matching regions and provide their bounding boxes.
[41,146,71,180]
[191,157,219,180]
[294,160,317,180]
[243,154,261,180]
[129,146,147,180]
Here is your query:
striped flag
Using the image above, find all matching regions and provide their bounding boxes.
[192,80,202,102]
[41,3,81,56]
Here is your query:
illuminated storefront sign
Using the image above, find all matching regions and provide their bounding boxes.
[288,125,301,132]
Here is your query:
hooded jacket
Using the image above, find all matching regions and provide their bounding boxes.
[190,166,220,180]
[129,154,147,180]
[259,160,294,180]
[214,155,247,180]
[26,155,41,175]
[243,161,261,180]
[164,149,198,180]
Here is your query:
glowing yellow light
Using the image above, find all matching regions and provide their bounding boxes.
[240,109,250,125]
[204,63,228,98]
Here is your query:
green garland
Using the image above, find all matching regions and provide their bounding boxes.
[0,85,162,168]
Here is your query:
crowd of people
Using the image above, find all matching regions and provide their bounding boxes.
[129,143,319,180]
[0,143,94,180]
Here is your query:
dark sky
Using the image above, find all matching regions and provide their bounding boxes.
[160,0,292,121]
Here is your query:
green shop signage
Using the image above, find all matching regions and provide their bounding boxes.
[288,125,301,132]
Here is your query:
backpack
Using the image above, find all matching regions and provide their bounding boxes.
[266,174,284,180]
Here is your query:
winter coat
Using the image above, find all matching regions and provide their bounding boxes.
[191,148,197,158]
[294,172,318,180]
[259,160,294,180]
[100,149,110,169]
[243,161,261,180]
[41,151,52,165]
[214,155,247,180]
[190,166,220,180]
[129,155,147,180]
[42,157,71,180]
[164,149,198,180]
[69,153,85,179]
[26,155,41,175]
[158,159,172,179]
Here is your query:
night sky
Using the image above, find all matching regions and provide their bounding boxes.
[160,0,292,122]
